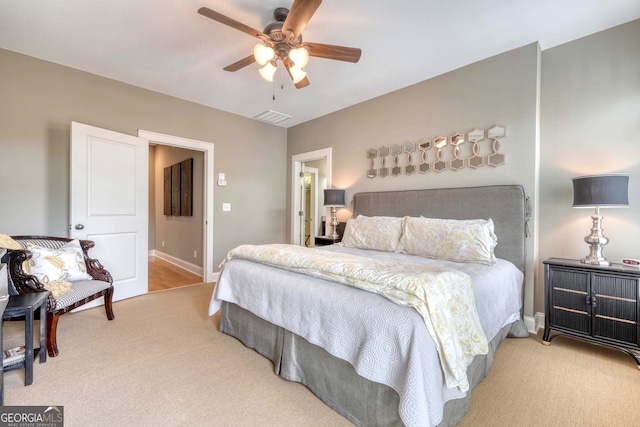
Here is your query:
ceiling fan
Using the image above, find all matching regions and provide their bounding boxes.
[198,0,362,89]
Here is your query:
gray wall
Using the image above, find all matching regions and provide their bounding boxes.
[539,20,640,312]
[288,43,541,319]
[0,48,287,269]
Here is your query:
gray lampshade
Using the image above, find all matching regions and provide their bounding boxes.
[324,188,346,207]
[572,174,629,208]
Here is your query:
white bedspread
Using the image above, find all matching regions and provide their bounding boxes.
[209,245,523,427]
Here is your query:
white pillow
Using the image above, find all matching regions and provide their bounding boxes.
[399,217,497,265]
[25,239,92,283]
[340,215,403,252]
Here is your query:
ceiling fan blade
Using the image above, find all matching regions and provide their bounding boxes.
[303,42,362,63]
[198,7,266,40]
[284,61,311,89]
[282,0,322,39]
[223,55,256,72]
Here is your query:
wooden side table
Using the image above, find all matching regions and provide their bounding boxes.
[3,292,49,386]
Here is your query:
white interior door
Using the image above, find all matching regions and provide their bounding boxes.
[70,122,148,303]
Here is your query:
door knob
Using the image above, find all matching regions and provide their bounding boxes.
[75,224,85,230]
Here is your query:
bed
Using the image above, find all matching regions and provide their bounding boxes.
[208,185,529,426]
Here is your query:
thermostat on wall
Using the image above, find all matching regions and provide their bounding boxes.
[621,258,640,268]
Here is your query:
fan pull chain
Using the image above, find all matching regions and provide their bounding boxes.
[280,65,285,91]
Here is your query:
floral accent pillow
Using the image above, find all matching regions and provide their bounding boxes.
[340,215,403,252]
[400,217,498,265]
[25,239,92,283]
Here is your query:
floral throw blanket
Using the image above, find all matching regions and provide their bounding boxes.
[225,244,489,391]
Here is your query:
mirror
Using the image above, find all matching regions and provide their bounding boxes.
[434,136,447,149]
[487,125,506,139]
[450,132,465,146]
[467,128,484,142]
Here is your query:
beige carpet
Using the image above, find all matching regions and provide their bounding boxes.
[3,283,639,427]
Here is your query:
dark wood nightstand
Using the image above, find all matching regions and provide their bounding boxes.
[543,258,640,368]
[315,236,342,246]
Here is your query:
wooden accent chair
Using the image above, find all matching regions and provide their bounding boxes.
[5,236,114,357]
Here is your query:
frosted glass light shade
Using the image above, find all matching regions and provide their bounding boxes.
[289,65,307,84]
[254,44,275,66]
[259,62,277,82]
[289,47,309,68]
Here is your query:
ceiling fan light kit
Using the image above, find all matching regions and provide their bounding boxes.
[289,46,309,68]
[198,0,361,91]
[288,65,307,84]
[259,61,277,82]
[254,44,275,65]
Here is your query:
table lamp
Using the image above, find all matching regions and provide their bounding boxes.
[572,174,629,265]
[324,188,346,239]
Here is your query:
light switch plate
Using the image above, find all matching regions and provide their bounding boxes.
[222,203,231,212]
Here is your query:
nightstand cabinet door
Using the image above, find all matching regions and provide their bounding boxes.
[548,267,590,335]
[591,273,639,345]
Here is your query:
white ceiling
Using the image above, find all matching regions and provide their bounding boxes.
[1,0,639,128]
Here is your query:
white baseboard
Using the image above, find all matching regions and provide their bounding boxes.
[523,312,545,334]
[150,250,203,277]
[211,271,220,283]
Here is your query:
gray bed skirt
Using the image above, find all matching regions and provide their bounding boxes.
[220,301,528,427]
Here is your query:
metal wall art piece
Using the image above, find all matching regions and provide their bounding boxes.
[366,125,506,178]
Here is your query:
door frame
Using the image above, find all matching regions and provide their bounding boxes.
[291,148,332,245]
[138,130,215,283]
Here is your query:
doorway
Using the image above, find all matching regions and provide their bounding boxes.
[291,148,332,246]
[138,130,215,289]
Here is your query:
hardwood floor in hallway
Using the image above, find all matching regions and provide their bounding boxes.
[148,256,203,292]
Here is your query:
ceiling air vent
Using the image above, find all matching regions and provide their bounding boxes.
[254,110,292,124]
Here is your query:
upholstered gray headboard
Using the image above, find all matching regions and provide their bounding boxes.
[352,185,528,273]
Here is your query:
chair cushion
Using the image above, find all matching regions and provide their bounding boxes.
[53,280,112,311]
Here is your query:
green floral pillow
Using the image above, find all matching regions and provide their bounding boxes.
[25,240,92,283]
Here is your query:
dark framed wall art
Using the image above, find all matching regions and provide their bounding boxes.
[163,158,193,216]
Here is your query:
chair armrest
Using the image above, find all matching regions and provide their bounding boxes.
[79,240,113,285]
[6,249,57,310]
